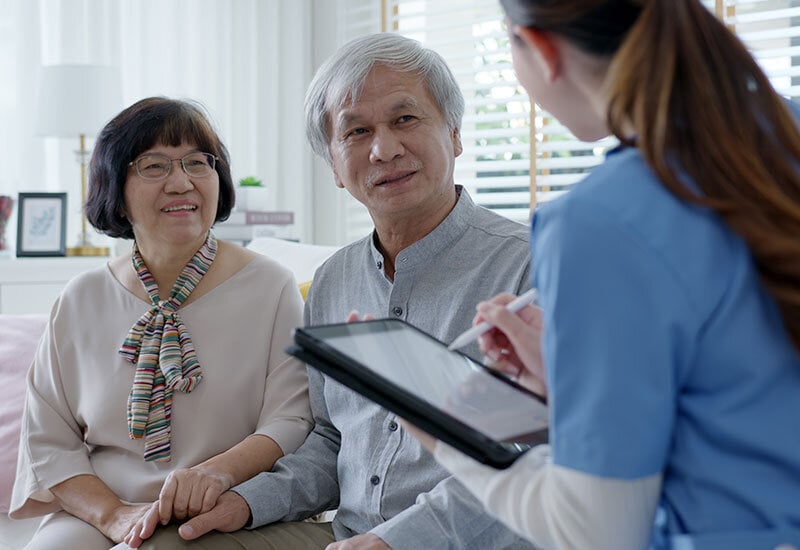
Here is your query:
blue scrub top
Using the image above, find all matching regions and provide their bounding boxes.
[531,144,800,547]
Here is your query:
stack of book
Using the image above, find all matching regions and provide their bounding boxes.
[213,210,295,246]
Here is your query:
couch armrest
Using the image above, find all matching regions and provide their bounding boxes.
[0,314,47,514]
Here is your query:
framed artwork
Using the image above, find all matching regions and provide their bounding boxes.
[16,192,67,257]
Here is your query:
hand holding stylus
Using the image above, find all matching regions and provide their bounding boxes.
[448,288,538,350]
[470,290,546,398]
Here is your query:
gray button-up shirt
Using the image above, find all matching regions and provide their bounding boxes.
[234,188,534,549]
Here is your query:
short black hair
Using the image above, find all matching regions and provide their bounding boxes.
[85,97,234,239]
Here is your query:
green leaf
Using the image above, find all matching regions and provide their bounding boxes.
[239,176,263,187]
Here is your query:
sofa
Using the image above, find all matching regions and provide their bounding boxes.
[0,237,339,549]
[0,314,48,549]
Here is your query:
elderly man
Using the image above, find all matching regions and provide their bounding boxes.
[131,33,534,550]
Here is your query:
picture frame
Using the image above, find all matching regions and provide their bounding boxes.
[16,192,67,257]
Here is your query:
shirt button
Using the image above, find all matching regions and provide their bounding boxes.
[377,261,382,269]
[393,306,403,316]
[388,421,398,431]
[370,475,380,486]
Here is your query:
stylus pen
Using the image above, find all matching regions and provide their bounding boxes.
[447,288,539,351]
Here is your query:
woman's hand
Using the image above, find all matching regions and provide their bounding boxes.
[123,466,232,547]
[49,474,155,544]
[101,502,154,543]
[123,433,286,546]
[476,293,547,398]
[156,466,233,523]
[126,491,253,546]
[123,502,160,548]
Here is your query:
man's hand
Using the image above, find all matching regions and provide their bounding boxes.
[124,491,251,547]
[125,491,250,548]
[326,533,391,549]
[346,311,375,322]
[157,466,232,522]
[124,465,236,547]
[176,490,251,540]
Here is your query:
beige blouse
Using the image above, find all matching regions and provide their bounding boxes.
[11,255,312,518]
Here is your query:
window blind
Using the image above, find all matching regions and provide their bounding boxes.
[335,0,383,242]
[336,0,800,241]
[716,0,800,100]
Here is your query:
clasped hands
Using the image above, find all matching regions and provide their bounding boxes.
[123,473,391,550]
[120,425,390,550]
[124,465,237,547]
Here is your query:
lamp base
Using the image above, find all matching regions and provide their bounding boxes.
[68,227,110,257]
[67,245,110,257]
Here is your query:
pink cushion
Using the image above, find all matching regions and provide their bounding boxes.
[0,314,47,513]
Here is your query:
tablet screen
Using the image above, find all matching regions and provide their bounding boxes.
[299,320,548,446]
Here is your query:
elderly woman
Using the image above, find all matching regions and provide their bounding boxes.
[9,97,313,549]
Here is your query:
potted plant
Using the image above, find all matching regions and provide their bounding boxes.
[239,176,262,187]
[235,176,269,211]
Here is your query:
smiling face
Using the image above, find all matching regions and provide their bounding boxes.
[327,65,463,224]
[124,142,219,254]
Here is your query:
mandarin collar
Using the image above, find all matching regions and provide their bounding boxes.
[369,185,475,273]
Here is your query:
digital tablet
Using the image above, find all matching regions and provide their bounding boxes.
[287,318,548,469]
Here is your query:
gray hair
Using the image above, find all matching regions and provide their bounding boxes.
[305,33,465,165]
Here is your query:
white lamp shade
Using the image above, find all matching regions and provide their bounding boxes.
[35,64,123,138]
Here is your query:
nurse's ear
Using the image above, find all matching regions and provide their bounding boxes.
[514,25,562,84]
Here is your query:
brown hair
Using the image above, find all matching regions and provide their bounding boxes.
[86,97,235,239]
[502,0,800,353]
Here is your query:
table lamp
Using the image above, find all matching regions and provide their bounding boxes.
[35,64,122,256]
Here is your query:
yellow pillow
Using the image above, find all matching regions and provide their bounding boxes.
[298,281,312,301]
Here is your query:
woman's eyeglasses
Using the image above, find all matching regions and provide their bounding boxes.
[128,152,218,180]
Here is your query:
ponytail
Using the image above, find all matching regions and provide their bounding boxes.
[606,0,800,354]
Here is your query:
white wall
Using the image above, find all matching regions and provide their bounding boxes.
[308,0,351,246]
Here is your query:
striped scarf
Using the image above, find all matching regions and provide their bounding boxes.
[118,232,217,462]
